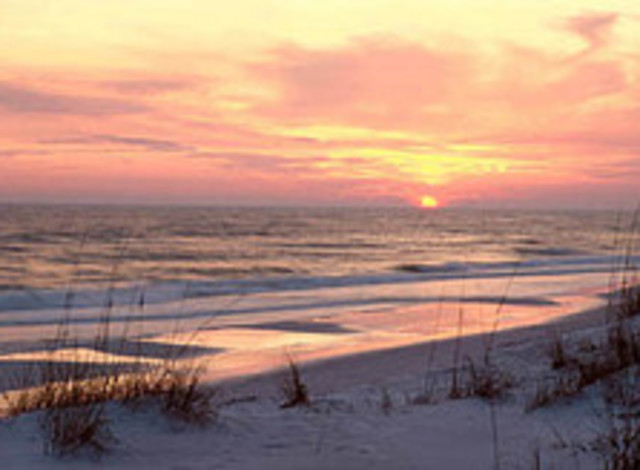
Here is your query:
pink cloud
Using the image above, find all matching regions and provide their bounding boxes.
[251,37,474,130]
[249,32,634,147]
[564,12,619,51]
[104,77,201,95]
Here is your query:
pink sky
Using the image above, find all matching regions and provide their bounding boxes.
[0,0,638,208]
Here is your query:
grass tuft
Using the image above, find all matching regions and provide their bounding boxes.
[4,357,217,456]
[548,332,570,370]
[158,366,217,425]
[41,403,115,458]
[463,357,513,400]
[592,368,640,469]
[450,356,513,401]
[280,355,309,409]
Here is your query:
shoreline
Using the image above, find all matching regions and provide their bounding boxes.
[1,285,631,469]
[0,257,638,470]
[217,298,611,399]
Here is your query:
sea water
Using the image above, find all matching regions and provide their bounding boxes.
[0,205,631,290]
[0,205,637,377]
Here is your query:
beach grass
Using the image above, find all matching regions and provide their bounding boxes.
[2,278,218,457]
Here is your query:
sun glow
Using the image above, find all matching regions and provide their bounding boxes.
[419,195,439,209]
[0,0,637,207]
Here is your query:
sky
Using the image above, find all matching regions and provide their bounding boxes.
[0,0,638,208]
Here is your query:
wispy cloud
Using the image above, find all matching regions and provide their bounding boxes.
[0,82,147,115]
[89,134,192,152]
[103,77,203,95]
[250,37,474,130]
[564,12,619,51]
[0,149,46,159]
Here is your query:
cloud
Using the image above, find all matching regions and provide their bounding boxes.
[544,61,626,102]
[39,134,193,153]
[564,12,619,51]
[248,33,633,143]
[1,13,638,208]
[0,148,53,159]
[0,149,24,158]
[250,37,474,130]
[0,82,147,115]
[188,150,330,174]
[0,149,29,159]
[104,77,201,95]
[90,134,192,152]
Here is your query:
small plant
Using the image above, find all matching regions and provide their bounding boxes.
[592,368,640,469]
[5,361,217,456]
[40,403,115,457]
[449,305,466,399]
[450,356,512,401]
[412,377,439,405]
[463,357,513,400]
[158,366,217,425]
[380,388,393,415]
[607,319,640,368]
[531,446,542,470]
[280,355,309,408]
[617,285,640,320]
[530,317,640,411]
[548,332,569,370]
[527,372,582,411]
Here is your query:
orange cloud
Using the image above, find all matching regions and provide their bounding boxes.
[0,6,638,208]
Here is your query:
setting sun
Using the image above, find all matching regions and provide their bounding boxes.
[420,195,439,209]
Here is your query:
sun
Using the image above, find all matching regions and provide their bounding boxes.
[419,195,439,209]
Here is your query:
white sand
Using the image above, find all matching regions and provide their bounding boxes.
[0,298,626,469]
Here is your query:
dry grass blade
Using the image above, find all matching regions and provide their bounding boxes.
[41,404,115,457]
[280,355,309,408]
[4,358,217,457]
[158,367,218,425]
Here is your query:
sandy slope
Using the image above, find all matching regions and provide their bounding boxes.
[0,302,622,469]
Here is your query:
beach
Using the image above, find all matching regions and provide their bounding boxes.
[1,290,635,469]
[0,206,638,468]
[3,0,639,464]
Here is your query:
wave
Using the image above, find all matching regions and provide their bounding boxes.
[174,266,296,277]
[274,242,387,250]
[395,254,639,275]
[395,263,468,274]
[0,245,28,254]
[513,246,586,257]
[0,294,562,330]
[1,254,636,315]
[0,233,54,245]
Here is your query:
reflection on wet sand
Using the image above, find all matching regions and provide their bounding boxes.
[0,270,612,395]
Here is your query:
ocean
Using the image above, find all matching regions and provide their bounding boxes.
[0,205,630,291]
[0,205,637,376]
